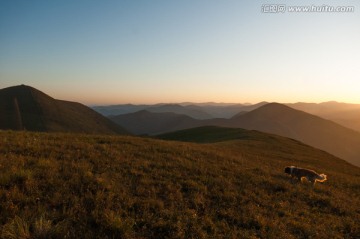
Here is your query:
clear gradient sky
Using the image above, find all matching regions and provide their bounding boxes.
[1,0,359,105]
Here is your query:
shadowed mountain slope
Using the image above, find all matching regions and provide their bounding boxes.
[157,126,274,143]
[109,110,202,135]
[288,101,360,133]
[190,101,269,118]
[146,104,213,119]
[113,103,360,166]
[0,85,127,134]
[94,104,214,119]
[221,103,360,167]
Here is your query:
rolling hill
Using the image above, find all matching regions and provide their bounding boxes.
[109,110,201,135]
[112,103,360,167]
[221,103,360,167]
[184,101,269,118]
[0,85,127,134]
[0,129,359,238]
[157,125,286,143]
[93,103,212,119]
[92,104,165,117]
[146,104,212,119]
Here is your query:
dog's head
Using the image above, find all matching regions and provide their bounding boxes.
[284,166,295,175]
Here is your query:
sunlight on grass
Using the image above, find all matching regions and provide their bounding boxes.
[0,130,359,238]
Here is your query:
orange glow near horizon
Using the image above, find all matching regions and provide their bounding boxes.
[1,1,359,106]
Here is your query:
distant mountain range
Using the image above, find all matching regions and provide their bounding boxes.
[0,85,127,135]
[93,102,269,119]
[93,101,360,133]
[2,85,360,166]
[111,103,360,167]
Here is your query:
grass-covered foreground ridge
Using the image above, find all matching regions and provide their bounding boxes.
[0,129,359,238]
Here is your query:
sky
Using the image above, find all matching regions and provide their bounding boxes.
[1,0,359,105]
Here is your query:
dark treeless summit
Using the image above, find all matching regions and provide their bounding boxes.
[0,85,128,135]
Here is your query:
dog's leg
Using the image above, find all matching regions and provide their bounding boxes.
[309,178,315,186]
[309,178,315,185]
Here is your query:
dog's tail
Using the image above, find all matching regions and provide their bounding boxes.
[315,174,327,183]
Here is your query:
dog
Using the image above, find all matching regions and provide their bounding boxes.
[284,166,327,185]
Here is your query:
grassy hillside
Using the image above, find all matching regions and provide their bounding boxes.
[0,85,127,135]
[157,126,280,143]
[0,129,359,238]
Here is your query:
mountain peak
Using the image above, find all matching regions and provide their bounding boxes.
[0,85,127,134]
[231,103,299,120]
[6,84,40,91]
[259,102,293,110]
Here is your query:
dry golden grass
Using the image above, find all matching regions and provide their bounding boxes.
[0,128,359,238]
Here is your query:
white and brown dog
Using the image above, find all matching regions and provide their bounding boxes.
[284,166,327,185]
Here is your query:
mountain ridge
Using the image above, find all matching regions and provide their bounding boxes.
[93,101,360,132]
[112,103,360,166]
[0,85,128,135]
[219,103,360,167]
[92,102,269,119]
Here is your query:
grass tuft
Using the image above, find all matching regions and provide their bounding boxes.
[1,216,30,239]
